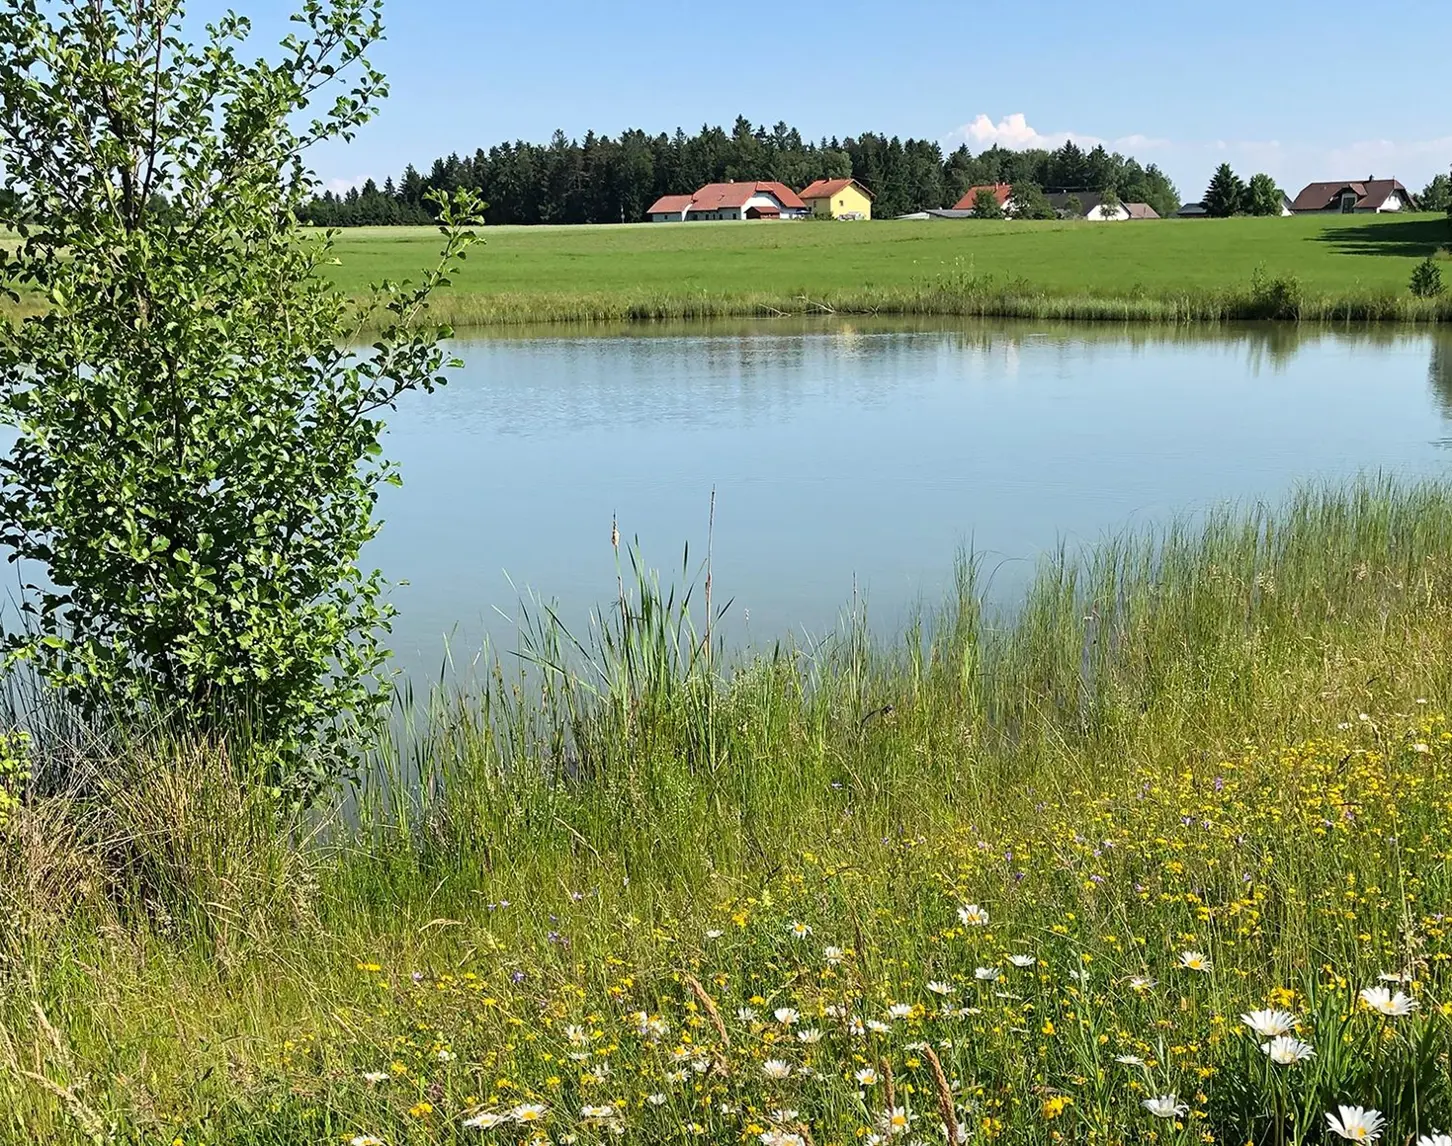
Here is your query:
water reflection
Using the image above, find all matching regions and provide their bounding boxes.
[372,319,1452,676]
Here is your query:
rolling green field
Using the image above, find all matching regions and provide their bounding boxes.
[325,213,1452,326]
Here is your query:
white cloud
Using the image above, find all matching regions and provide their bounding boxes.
[942,113,1167,154]
[1323,135,1452,178]
[944,113,1094,151]
[324,175,376,195]
[940,114,1451,198]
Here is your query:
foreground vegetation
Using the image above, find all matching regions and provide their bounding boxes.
[6,480,1452,1144]
[322,214,1452,327]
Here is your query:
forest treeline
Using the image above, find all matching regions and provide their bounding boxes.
[303,116,1181,226]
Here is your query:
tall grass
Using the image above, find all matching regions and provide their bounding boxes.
[393,278,1452,330]
[5,478,1452,1143]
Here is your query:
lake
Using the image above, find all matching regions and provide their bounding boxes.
[369,318,1452,676]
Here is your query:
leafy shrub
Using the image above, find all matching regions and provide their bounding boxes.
[1250,266,1304,319]
[0,728,28,828]
[0,1,482,797]
[1410,257,1445,298]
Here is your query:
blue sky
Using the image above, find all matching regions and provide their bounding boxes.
[224,0,1451,201]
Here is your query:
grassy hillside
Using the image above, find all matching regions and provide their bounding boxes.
[6,480,1452,1144]
[325,213,1452,326]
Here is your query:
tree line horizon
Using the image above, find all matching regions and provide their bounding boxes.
[302,116,1185,226]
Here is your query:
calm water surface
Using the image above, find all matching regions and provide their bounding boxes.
[369,318,1452,673]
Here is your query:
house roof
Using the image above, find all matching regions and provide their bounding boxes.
[897,208,981,220]
[1124,202,1160,219]
[687,181,807,211]
[953,183,1013,210]
[1045,191,1104,214]
[799,177,873,201]
[1290,179,1416,212]
[646,194,694,215]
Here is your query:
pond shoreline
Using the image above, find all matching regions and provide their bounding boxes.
[397,282,1452,330]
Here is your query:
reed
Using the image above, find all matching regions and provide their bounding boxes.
[374,280,1452,331]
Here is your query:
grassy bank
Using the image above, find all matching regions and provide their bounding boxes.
[325,214,1452,328]
[6,479,1452,1144]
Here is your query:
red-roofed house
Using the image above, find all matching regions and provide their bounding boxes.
[799,178,873,220]
[954,183,1015,213]
[645,182,810,222]
[646,195,695,223]
[1290,179,1418,214]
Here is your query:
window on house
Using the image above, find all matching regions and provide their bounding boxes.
[1341,192,1356,213]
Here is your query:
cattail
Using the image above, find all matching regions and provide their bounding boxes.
[610,514,619,551]
[880,1056,896,1115]
[685,974,729,1049]
[921,1045,959,1146]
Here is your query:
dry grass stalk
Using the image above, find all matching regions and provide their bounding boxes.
[921,1045,960,1146]
[684,974,730,1049]
[880,1056,896,1114]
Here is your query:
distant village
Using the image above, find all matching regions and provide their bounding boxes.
[646,177,1421,223]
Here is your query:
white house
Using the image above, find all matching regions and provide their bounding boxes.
[1045,192,1159,221]
[646,182,810,222]
[1290,179,1418,214]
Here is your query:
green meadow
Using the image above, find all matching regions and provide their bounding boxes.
[8,481,1452,1144]
[325,213,1452,326]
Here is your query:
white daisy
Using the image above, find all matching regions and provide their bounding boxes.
[1007,954,1037,968]
[774,1007,800,1025]
[1326,1106,1385,1142]
[1241,1009,1299,1037]
[1261,1036,1315,1065]
[1177,950,1212,973]
[762,1059,792,1080]
[463,1111,508,1129]
[926,980,955,996]
[975,967,1001,982]
[1359,986,1418,1016]
[957,904,990,926]
[1142,1095,1188,1120]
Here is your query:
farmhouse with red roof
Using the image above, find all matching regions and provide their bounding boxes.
[799,177,873,220]
[953,183,1015,213]
[646,182,809,222]
[1289,179,1417,214]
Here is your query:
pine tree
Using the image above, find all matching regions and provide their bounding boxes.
[1204,164,1247,217]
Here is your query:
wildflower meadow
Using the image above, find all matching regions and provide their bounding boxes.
[5,480,1452,1146]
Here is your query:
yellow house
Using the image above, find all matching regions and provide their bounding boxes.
[799,178,873,220]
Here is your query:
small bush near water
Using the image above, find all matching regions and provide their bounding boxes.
[1412,258,1445,299]
[6,480,1452,1145]
[0,0,479,798]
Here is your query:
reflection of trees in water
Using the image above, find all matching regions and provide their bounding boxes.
[1430,335,1452,423]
